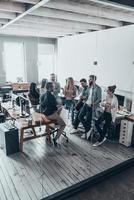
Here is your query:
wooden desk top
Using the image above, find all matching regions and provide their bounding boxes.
[1,102,53,129]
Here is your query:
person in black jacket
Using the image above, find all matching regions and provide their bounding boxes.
[40,82,66,145]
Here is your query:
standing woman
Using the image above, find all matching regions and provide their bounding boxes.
[40,78,48,95]
[63,77,77,110]
[93,85,118,146]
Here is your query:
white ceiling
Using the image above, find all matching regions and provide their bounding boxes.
[0,0,134,38]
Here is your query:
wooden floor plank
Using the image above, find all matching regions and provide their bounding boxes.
[0,158,20,200]
[37,138,85,183]
[21,152,57,197]
[28,140,71,189]
[24,142,63,195]
[10,153,41,200]
[0,151,32,200]
[0,179,7,200]
[0,162,14,200]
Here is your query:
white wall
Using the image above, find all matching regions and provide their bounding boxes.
[57,25,134,112]
[57,25,134,93]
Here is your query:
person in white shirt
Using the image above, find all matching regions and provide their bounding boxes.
[93,85,118,146]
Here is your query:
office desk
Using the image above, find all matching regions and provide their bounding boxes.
[1,102,55,152]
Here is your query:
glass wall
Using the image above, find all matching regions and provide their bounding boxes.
[3,42,26,82]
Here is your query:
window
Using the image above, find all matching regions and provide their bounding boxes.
[3,42,25,82]
[38,43,55,82]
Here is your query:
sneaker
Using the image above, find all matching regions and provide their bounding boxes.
[93,137,107,147]
[87,130,92,140]
[93,141,100,147]
[81,133,87,139]
[102,137,107,143]
[69,128,78,134]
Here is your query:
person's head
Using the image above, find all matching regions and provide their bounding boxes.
[50,73,56,82]
[80,78,87,88]
[88,75,97,86]
[46,82,54,92]
[107,85,116,96]
[67,77,74,87]
[29,82,39,97]
[30,82,37,94]
[41,78,48,89]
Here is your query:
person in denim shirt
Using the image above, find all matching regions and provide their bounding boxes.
[79,75,102,139]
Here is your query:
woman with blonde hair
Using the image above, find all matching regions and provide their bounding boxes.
[63,77,77,110]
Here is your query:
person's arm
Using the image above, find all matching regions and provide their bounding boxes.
[63,86,67,96]
[111,97,118,112]
[51,94,57,108]
[81,88,89,101]
[72,86,77,98]
[56,82,61,94]
[93,87,102,106]
[40,93,46,107]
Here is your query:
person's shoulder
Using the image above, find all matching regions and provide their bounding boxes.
[95,84,101,90]
[113,94,118,101]
[96,84,101,88]
[56,82,60,86]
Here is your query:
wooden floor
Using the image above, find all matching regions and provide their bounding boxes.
[0,126,134,200]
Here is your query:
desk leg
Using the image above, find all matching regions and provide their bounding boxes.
[20,128,24,152]
[46,125,51,143]
[31,127,36,137]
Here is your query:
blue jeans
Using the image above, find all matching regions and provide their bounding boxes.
[78,103,92,133]
[65,100,75,122]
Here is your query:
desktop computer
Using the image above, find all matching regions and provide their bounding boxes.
[0,122,19,155]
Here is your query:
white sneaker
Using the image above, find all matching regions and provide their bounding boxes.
[87,130,92,139]
[69,128,78,134]
[93,137,107,147]
[102,137,107,143]
[93,141,100,147]
[81,133,87,139]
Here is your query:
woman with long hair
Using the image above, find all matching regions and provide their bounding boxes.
[40,78,48,94]
[63,77,77,110]
[93,85,118,146]
[28,82,40,111]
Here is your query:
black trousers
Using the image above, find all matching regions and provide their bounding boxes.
[78,104,92,133]
[95,111,112,142]
[73,101,84,129]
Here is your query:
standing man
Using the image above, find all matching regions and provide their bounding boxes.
[50,73,61,98]
[79,75,102,139]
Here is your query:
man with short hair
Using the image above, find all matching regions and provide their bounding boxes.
[40,82,66,145]
[72,78,89,130]
[78,75,102,139]
[50,73,61,98]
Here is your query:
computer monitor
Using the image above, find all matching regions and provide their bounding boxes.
[115,94,125,107]
[16,95,30,117]
[0,86,13,102]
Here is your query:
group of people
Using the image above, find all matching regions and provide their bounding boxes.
[28,73,118,147]
[72,75,118,147]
